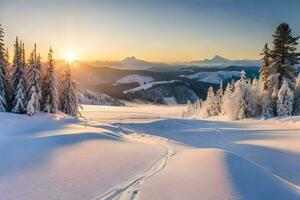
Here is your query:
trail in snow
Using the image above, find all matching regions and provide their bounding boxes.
[94,128,175,200]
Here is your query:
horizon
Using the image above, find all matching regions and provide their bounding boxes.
[1,0,300,62]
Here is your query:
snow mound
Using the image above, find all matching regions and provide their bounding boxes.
[139,148,300,200]
[115,74,154,85]
[183,71,241,84]
[0,112,162,200]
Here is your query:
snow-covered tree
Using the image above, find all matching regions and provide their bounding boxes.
[230,71,258,120]
[215,82,223,114]
[195,98,203,111]
[221,82,234,116]
[26,44,41,116]
[185,100,194,117]
[60,64,80,117]
[42,47,58,113]
[0,24,7,111]
[252,77,259,94]
[259,43,272,92]
[204,86,218,117]
[11,37,27,114]
[277,79,294,116]
[293,74,300,115]
[270,23,299,90]
[261,90,275,118]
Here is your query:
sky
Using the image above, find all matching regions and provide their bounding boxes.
[0,0,300,62]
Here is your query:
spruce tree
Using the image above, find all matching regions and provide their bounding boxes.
[11,37,26,113]
[271,23,299,88]
[216,82,223,114]
[277,79,294,116]
[60,64,80,117]
[26,44,41,115]
[293,74,300,115]
[259,43,271,91]
[205,86,218,116]
[42,47,58,113]
[0,24,7,111]
[221,82,233,115]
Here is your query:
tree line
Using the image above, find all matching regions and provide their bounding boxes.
[0,24,80,117]
[184,23,300,120]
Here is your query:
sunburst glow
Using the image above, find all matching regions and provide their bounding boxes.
[65,51,75,63]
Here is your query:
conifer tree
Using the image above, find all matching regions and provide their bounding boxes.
[259,43,272,92]
[277,79,294,116]
[221,82,234,115]
[231,71,258,119]
[42,47,58,113]
[11,37,26,113]
[205,86,218,116]
[26,44,41,115]
[293,74,300,115]
[270,23,299,88]
[215,82,223,114]
[0,24,7,111]
[261,90,275,118]
[195,98,203,111]
[60,64,80,117]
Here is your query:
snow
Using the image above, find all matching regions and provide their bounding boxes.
[123,80,179,94]
[0,112,163,200]
[1,104,300,199]
[115,74,154,85]
[182,70,241,84]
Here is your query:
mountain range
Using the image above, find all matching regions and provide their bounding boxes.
[70,55,261,71]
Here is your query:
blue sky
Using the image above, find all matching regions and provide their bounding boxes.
[0,0,299,62]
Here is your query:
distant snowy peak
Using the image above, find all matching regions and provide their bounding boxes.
[121,56,153,69]
[210,55,231,63]
[190,55,260,67]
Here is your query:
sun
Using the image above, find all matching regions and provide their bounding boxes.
[65,51,75,63]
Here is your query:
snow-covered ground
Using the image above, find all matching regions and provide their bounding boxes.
[115,74,154,85]
[182,70,241,84]
[1,104,300,200]
[123,80,180,94]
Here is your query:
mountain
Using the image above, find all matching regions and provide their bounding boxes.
[121,56,153,69]
[189,55,261,67]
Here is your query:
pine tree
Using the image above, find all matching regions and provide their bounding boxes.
[0,24,7,111]
[60,64,80,117]
[195,98,203,110]
[221,82,234,116]
[26,44,41,116]
[271,23,299,89]
[11,37,27,114]
[293,74,300,115]
[259,43,272,92]
[231,72,258,120]
[42,47,58,113]
[215,82,223,114]
[277,79,294,116]
[205,86,218,116]
[186,100,194,117]
[261,90,275,118]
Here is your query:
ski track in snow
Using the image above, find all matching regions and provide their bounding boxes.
[206,122,300,192]
[93,121,300,200]
[93,127,175,200]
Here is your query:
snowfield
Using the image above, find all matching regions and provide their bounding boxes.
[123,80,180,94]
[182,70,241,84]
[115,74,154,85]
[1,104,300,200]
